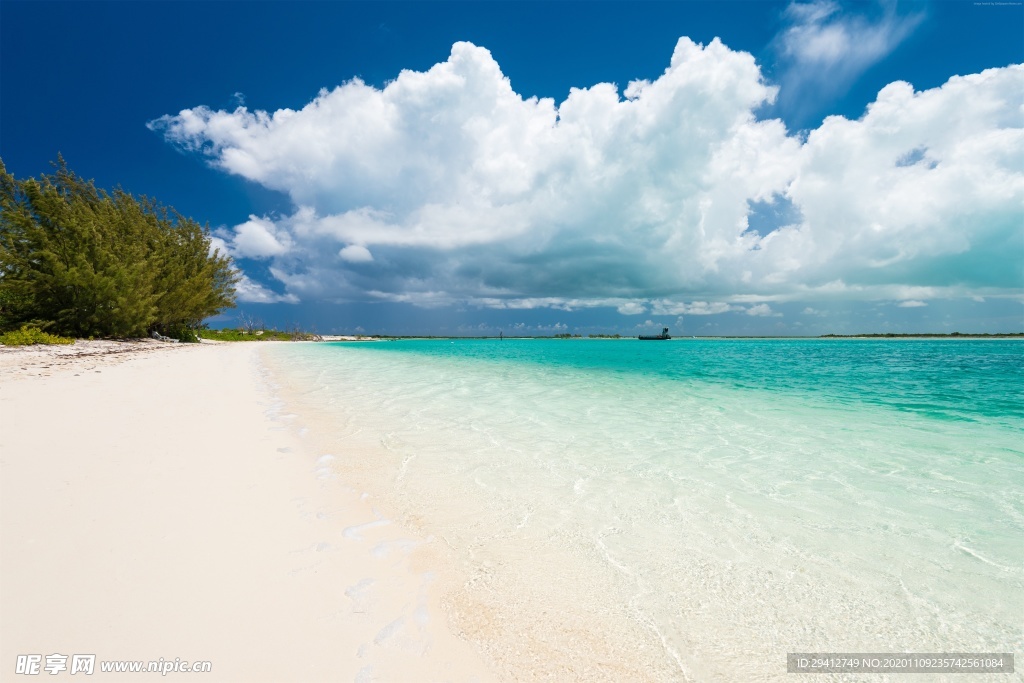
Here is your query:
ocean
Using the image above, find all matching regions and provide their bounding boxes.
[261,338,1023,682]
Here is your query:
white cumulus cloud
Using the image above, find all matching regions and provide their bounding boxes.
[225,216,291,259]
[650,300,737,316]
[339,245,374,263]
[747,303,781,317]
[234,273,299,304]
[150,39,1024,315]
[616,301,647,315]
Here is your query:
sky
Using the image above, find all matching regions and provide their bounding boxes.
[2,0,1022,336]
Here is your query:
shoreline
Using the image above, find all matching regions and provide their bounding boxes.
[5,338,1018,680]
[257,343,687,682]
[312,334,1023,341]
[0,342,495,681]
[255,339,1023,682]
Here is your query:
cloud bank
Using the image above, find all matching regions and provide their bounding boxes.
[150,38,1024,312]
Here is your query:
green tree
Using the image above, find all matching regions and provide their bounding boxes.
[0,156,238,337]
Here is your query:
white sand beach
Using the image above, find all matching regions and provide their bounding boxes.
[0,341,495,682]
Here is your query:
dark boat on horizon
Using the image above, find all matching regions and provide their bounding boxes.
[639,327,671,340]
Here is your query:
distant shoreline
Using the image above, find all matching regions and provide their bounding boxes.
[311,332,1024,340]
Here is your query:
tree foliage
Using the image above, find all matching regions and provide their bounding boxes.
[0,156,238,337]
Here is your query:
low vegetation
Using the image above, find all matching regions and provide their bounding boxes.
[199,327,318,342]
[0,325,75,346]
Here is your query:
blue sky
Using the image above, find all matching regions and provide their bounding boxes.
[2,0,1022,336]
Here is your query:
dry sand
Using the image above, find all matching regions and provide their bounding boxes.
[0,340,496,682]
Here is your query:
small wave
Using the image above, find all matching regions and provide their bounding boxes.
[953,541,1022,574]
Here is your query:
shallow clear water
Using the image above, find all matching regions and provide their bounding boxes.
[263,339,1023,681]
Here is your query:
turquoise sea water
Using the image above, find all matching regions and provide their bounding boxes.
[263,339,1023,681]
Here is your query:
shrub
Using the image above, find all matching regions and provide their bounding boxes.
[161,322,200,343]
[0,325,74,346]
[198,326,315,342]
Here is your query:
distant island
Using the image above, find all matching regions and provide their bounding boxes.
[818,332,1023,338]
